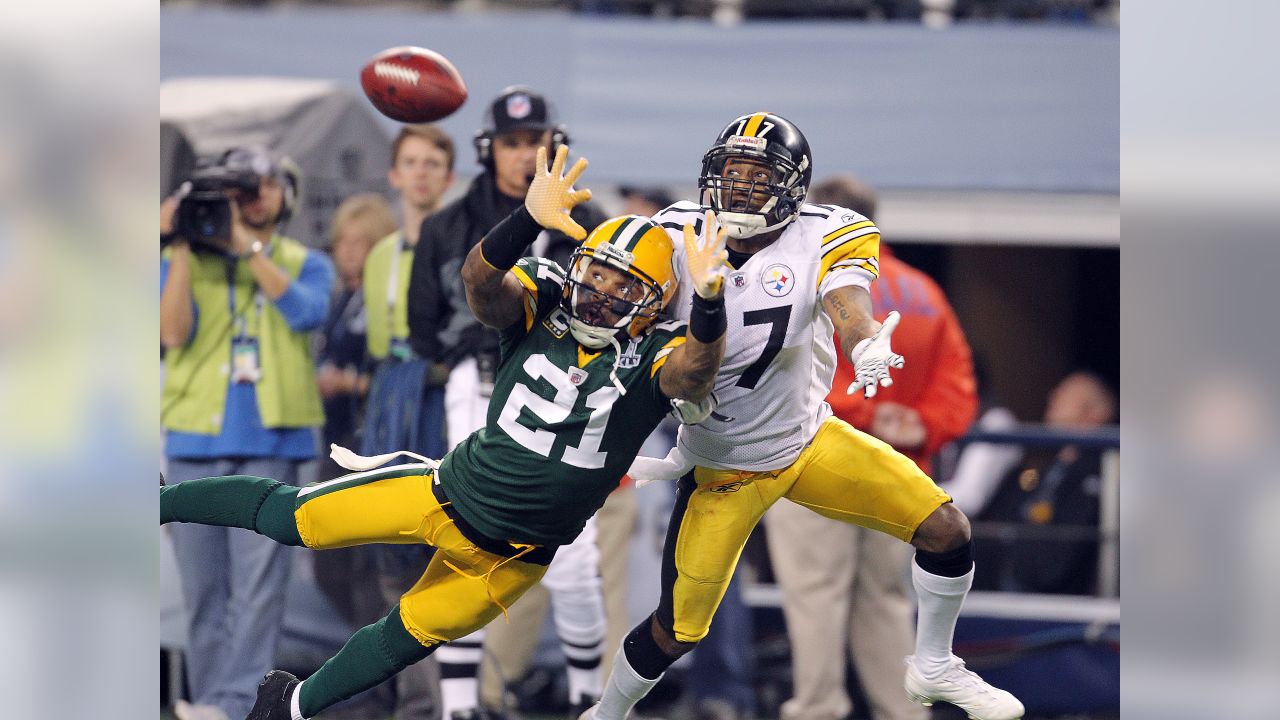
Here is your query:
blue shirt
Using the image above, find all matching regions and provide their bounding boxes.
[162,247,336,460]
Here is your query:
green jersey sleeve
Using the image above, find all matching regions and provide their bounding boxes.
[500,256,567,347]
[637,318,690,413]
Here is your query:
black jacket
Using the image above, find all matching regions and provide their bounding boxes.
[407,172,606,365]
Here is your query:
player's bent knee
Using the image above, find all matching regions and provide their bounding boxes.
[256,481,305,546]
[912,502,970,553]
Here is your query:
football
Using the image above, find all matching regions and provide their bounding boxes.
[359,46,467,123]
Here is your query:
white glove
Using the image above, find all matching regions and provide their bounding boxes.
[845,311,905,399]
[669,392,718,424]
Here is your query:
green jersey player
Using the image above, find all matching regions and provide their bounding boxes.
[160,145,730,720]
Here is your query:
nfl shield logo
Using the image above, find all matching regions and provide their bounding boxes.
[568,367,588,386]
[731,272,747,289]
[506,94,532,119]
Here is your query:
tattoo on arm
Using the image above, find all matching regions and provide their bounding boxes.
[824,286,878,350]
[828,293,851,322]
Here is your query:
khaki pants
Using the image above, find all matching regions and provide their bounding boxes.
[765,498,928,720]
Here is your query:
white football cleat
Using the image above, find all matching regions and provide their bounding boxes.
[904,655,1024,720]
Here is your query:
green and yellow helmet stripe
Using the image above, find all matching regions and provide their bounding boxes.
[595,215,653,253]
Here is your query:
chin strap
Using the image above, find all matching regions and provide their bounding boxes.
[607,334,627,396]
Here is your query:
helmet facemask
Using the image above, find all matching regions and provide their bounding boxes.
[562,248,666,349]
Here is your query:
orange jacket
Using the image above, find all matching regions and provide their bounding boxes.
[828,249,978,475]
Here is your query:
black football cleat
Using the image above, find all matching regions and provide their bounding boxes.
[246,670,300,720]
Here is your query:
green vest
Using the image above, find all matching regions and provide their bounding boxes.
[162,236,325,434]
[363,230,414,360]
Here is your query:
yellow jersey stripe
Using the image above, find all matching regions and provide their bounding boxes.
[511,266,539,331]
[818,231,881,285]
[511,266,538,296]
[743,113,766,137]
[650,336,687,377]
[821,219,876,244]
[821,227,880,261]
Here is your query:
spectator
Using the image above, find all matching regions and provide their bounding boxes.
[406,86,609,720]
[361,124,458,720]
[160,147,334,720]
[316,193,394,453]
[765,174,978,720]
[311,192,398,720]
[977,370,1117,595]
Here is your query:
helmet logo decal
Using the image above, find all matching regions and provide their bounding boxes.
[762,263,795,297]
[597,243,635,266]
[726,135,767,153]
[506,93,532,119]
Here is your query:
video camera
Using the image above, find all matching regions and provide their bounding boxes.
[166,147,299,254]
[168,165,260,253]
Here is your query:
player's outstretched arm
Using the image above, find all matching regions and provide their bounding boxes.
[660,212,729,402]
[462,145,592,329]
[822,285,904,398]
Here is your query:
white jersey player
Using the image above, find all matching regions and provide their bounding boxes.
[583,113,1024,720]
[658,197,879,471]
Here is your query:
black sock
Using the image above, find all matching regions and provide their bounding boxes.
[622,619,681,680]
[915,540,974,578]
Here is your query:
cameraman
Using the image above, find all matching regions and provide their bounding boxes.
[160,147,335,720]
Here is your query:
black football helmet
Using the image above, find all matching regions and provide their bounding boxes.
[698,112,812,239]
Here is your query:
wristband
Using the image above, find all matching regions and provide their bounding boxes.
[688,293,726,343]
[479,206,542,271]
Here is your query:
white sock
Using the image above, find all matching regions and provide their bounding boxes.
[911,559,974,679]
[437,631,486,717]
[290,681,307,720]
[593,645,663,720]
[555,608,604,702]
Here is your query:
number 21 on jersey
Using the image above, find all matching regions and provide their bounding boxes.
[497,354,618,470]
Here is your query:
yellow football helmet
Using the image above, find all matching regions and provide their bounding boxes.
[561,214,677,349]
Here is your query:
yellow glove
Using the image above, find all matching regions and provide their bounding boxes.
[525,145,593,240]
[683,210,729,299]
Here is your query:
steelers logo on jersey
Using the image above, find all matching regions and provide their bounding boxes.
[762,263,795,297]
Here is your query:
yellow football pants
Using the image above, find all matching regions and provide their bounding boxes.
[293,464,548,648]
[659,416,951,643]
